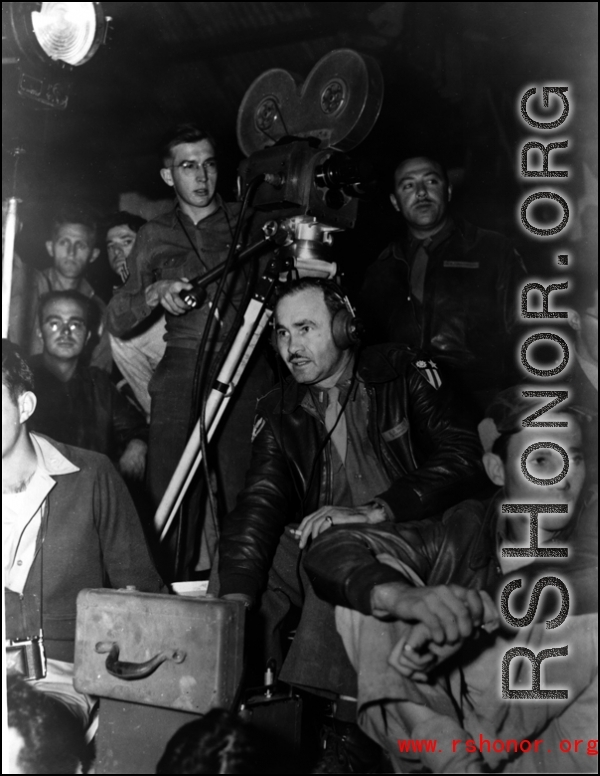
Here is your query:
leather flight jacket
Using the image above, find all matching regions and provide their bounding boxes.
[304,489,598,620]
[218,344,486,601]
[359,218,527,393]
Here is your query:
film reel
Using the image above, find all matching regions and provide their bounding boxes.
[237,49,384,157]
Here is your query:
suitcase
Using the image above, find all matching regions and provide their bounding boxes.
[74,588,244,712]
[74,588,245,774]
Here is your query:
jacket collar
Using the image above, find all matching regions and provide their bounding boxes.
[389,216,476,262]
[279,347,402,414]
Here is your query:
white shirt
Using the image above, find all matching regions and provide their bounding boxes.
[3,434,79,594]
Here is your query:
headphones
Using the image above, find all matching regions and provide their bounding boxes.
[270,280,363,352]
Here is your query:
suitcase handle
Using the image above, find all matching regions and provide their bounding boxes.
[95,641,186,680]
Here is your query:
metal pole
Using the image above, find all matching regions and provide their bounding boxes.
[2,197,19,339]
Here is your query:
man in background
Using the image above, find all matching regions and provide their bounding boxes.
[28,290,148,480]
[29,207,111,370]
[359,155,527,414]
[105,211,167,421]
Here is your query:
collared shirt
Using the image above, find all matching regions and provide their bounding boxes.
[303,360,391,508]
[404,217,455,313]
[107,199,253,349]
[3,434,79,595]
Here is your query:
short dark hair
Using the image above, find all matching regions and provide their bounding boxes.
[37,290,91,329]
[275,278,349,321]
[104,211,147,238]
[481,385,582,462]
[50,206,98,246]
[391,154,449,189]
[156,709,257,774]
[7,675,86,774]
[158,123,216,166]
[2,339,34,402]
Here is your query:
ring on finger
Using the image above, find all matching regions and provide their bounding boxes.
[325,515,333,526]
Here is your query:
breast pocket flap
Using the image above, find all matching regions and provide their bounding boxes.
[382,418,409,442]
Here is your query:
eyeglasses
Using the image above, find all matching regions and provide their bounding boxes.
[171,160,218,176]
[44,319,87,333]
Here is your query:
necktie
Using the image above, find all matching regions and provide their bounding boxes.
[410,237,432,302]
[325,386,348,464]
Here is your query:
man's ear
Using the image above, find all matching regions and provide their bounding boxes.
[89,247,100,264]
[36,325,43,342]
[389,192,400,212]
[447,183,453,203]
[18,391,37,425]
[566,307,581,332]
[160,167,175,188]
[483,452,506,487]
[45,240,55,258]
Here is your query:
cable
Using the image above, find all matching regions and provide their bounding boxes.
[273,337,361,516]
[176,175,265,573]
[300,354,360,513]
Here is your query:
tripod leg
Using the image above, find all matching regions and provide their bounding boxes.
[155,297,274,541]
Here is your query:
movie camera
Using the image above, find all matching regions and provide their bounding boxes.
[235,49,382,271]
[157,50,383,538]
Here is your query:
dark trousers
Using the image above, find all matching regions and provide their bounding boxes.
[212,529,358,697]
[147,346,270,579]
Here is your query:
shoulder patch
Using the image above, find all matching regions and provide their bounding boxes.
[251,416,266,443]
[412,358,442,390]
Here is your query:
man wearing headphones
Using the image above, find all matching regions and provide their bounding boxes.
[217,278,485,770]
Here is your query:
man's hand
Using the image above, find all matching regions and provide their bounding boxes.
[118,439,147,480]
[370,581,489,647]
[388,590,499,681]
[145,278,194,315]
[293,503,387,549]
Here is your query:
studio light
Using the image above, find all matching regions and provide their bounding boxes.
[31,2,104,66]
[3,2,109,108]
[6,2,108,68]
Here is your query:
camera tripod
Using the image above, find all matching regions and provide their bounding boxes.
[153,218,338,541]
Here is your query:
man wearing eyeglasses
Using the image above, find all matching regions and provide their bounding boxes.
[107,122,267,578]
[28,290,148,481]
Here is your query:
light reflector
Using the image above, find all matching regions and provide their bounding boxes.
[30,2,100,66]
